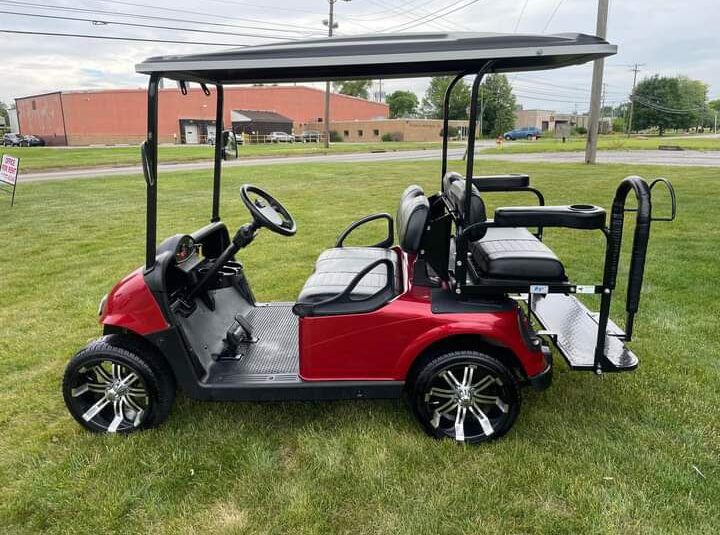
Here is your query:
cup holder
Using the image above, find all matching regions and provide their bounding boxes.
[197,263,242,290]
[570,204,596,211]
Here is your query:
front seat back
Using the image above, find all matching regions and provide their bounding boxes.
[443,172,487,241]
[396,185,430,253]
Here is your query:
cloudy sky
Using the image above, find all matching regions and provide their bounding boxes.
[1,0,718,113]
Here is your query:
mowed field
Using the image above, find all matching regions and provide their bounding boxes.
[3,141,450,173]
[484,135,720,155]
[1,159,718,534]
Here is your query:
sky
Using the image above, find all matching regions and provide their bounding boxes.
[1,0,719,114]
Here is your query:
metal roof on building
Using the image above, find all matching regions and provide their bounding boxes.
[230,110,293,123]
[136,32,616,84]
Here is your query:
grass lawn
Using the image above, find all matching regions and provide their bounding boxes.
[3,141,450,173]
[484,135,720,154]
[1,159,718,534]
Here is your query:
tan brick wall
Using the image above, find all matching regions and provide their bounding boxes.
[330,119,468,143]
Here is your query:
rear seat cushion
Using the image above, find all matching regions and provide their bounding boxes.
[470,227,566,282]
[297,247,399,304]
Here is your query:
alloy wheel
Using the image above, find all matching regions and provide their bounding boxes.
[423,362,512,442]
[66,359,150,433]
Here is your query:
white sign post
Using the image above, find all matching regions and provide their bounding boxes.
[0,154,20,207]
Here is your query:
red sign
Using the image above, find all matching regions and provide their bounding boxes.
[1,154,19,185]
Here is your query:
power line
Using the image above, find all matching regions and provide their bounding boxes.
[90,0,321,32]
[0,0,314,35]
[381,0,484,32]
[360,0,468,32]
[514,0,529,32]
[0,28,247,46]
[542,0,566,33]
[0,10,302,40]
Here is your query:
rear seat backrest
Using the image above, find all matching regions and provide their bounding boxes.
[443,172,487,240]
[396,185,430,253]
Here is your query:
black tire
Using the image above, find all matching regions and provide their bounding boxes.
[504,135,512,141]
[527,134,533,140]
[62,335,176,434]
[409,350,520,444]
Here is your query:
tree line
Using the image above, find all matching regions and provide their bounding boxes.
[334,75,517,137]
[334,73,718,138]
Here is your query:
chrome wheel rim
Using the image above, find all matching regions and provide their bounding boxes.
[423,363,511,442]
[68,359,150,433]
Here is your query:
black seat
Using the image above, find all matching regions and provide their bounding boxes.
[470,227,565,281]
[443,172,565,283]
[295,185,429,314]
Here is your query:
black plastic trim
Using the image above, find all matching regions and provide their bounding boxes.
[493,205,606,230]
[430,288,515,314]
[336,212,394,248]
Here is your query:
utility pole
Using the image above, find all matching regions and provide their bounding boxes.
[584,0,609,164]
[626,63,644,137]
[322,0,351,148]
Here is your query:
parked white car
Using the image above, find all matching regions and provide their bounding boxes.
[267,131,294,143]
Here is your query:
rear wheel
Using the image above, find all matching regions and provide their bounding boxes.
[504,135,512,141]
[410,350,520,444]
[63,336,176,434]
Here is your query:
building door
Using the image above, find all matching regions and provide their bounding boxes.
[184,124,198,144]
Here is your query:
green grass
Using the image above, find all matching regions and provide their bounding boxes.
[3,141,449,173]
[1,159,719,534]
[484,135,720,154]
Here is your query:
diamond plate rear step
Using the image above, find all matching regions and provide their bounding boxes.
[530,293,638,372]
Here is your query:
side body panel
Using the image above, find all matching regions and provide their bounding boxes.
[299,284,547,381]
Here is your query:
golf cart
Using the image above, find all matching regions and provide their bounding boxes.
[62,32,676,443]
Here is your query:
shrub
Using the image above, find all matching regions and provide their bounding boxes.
[381,132,403,142]
[574,126,588,135]
[329,130,343,142]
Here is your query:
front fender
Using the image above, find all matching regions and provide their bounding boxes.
[101,268,168,336]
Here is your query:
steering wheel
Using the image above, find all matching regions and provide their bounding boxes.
[240,184,297,236]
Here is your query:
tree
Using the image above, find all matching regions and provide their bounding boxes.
[0,101,9,127]
[632,75,708,135]
[333,80,373,100]
[386,90,419,118]
[480,74,516,137]
[421,76,471,119]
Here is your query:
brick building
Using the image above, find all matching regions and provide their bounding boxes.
[14,86,389,146]
[330,118,469,142]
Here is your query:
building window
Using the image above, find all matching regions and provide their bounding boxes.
[32,100,36,111]
[358,130,363,137]
[318,117,323,123]
[373,129,380,136]
[343,130,349,137]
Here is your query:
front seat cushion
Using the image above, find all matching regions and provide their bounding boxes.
[470,228,565,282]
[297,247,399,304]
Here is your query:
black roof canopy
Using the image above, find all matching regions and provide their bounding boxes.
[136,32,617,85]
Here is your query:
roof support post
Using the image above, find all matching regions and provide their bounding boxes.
[145,73,160,271]
[211,84,224,222]
[464,64,492,224]
[440,73,467,184]
[453,64,492,290]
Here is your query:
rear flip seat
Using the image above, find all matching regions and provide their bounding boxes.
[443,172,566,283]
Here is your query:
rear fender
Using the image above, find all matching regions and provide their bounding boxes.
[396,315,546,379]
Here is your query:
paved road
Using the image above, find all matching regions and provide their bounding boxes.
[20,148,720,183]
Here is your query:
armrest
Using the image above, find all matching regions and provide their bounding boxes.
[471,174,530,191]
[494,205,606,230]
[335,212,394,248]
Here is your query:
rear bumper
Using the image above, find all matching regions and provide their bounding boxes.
[528,347,553,391]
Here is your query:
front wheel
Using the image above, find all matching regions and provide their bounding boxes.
[409,350,520,444]
[504,135,512,141]
[63,336,176,434]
